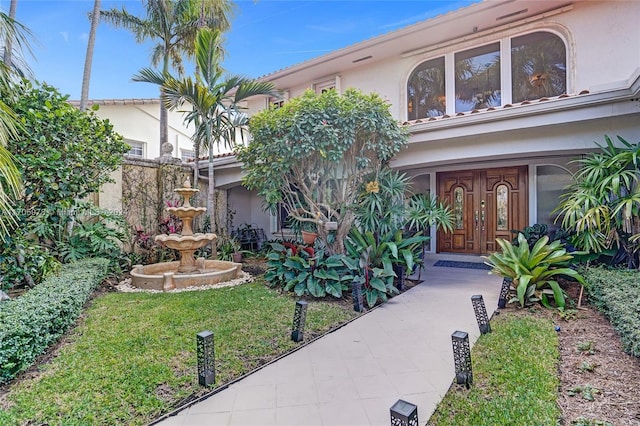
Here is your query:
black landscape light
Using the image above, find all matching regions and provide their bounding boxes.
[498,277,512,308]
[471,294,491,334]
[291,300,308,342]
[451,330,472,388]
[352,280,364,313]
[390,399,418,426]
[197,330,215,386]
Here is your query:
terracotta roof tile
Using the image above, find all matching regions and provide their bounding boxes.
[402,91,590,127]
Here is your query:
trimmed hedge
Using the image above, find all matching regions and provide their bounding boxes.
[583,266,640,357]
[0,258,109,384]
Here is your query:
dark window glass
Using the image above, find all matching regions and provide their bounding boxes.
[407,57,446,119]
[511,32,566,102]
[455,43,501,112]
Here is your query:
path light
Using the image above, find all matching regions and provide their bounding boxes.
[393,265,405,291]
[471,294,491,334]
[352,280,364,313]
[390,399,418,426]
[451,330,473,388]
[291,300,308,342]
[197,330,215,386]
[498,277,512,308]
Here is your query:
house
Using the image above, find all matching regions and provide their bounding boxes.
[207,0,640,255]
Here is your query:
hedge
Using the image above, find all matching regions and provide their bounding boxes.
[583,266,640,357]
[0,258,109,384]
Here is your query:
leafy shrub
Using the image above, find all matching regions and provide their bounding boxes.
[0,258,109,384]
[484,233,585,309]
[264,242,352,298]
[582,267,640,357]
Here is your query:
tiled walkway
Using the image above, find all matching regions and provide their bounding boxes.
[156,256,501,426]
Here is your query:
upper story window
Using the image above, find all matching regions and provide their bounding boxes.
[181,149,195,162]
[407,31,567,119]
[455,43,501,112]
[511,32,566,103]
[127,140,144,158]
[407,57,445,120]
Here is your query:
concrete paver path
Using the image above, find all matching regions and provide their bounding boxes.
[157,257,500,426]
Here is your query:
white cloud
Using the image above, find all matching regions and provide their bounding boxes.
[59,31,69,42]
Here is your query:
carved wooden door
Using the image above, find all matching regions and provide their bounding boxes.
[437,166,528,254]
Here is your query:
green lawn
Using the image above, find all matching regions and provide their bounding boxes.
[0,281,357,425]
[428,312,560,426]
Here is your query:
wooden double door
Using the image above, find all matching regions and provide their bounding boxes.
[437,166,528,254]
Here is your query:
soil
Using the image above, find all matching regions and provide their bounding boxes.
[555,281,640,425]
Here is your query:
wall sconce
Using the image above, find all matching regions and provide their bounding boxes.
[471,294,491,334]
[291,300,308,342]
[451,330,472,388]
[498,277,512,308]
[390,399,418,426]
[197,330,215,386]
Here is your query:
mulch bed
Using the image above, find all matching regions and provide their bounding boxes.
[556,281,640,425]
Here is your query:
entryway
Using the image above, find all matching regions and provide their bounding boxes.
[436,166,528,254]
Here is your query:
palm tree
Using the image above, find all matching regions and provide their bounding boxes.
[0,11,30,240]
[555,135,640,269]
[2,0,17,67]
[100,0,233,150]
[134,27,276,237]
[80,0,101,112]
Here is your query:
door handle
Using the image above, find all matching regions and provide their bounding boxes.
[475,210,479,230]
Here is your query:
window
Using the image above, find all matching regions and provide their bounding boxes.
[406,30,568,118]
[407,57,446,120]
[455,43,501,112]
[536,165,572,228]
[315,79,336,94]
[181,149,195,162]
[511,32,566,102]
[127,141,144,158]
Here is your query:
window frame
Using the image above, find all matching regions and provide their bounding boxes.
[126,140,145,158]
[406,29,569,120]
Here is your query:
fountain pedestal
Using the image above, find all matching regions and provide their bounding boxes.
[130,179,243,291]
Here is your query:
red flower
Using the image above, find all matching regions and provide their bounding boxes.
[302,246,315,257]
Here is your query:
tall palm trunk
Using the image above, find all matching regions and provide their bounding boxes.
[3,0,17,67]
[80,0,100,112]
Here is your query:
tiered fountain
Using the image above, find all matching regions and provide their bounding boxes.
[130,180,242,291]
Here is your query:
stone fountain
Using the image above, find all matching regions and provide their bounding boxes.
[130,180,242,291]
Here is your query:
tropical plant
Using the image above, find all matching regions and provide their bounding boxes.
[264,241,352,298]
[555,135,640,269]
[354,168,409,236]
[405,193,455,234]
[101,0,234,150]
[344,228,401,307]
[0,10,33,240]
[134,27,276,235]
[510,223,549,248]
[239,88,409,255]
[484,233,585,309]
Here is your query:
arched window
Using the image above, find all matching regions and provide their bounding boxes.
[511,32,566,102]
[407,57,445,120]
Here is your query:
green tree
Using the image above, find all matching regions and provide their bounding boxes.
[134,27,276,235]
[100,0,233,149]
[239,89,409,255]
[555,135,640,269]
[3,79,129,245]
[0,10,33,240]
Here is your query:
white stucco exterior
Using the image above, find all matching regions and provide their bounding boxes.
[85,0,640,253]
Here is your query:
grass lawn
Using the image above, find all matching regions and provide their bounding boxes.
[0,280,357,425]
[428,311,560,426]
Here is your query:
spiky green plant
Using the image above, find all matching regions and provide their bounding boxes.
[484,233,585,308]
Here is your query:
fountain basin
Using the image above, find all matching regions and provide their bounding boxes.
[130,258,243,291]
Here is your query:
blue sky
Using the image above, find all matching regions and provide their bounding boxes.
[5,0,476,100]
